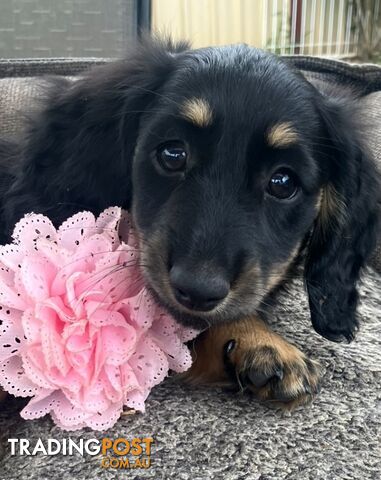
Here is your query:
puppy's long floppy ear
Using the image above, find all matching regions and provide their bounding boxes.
[305,92,380,342]
[5,38,188,231]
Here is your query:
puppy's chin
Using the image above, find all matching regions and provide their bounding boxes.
[161,304,213,331]
[145,282,267,331]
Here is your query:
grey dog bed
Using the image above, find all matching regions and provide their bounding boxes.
[0,56,380,480]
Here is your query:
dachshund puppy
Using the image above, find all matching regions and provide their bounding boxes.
[0,38,379,407]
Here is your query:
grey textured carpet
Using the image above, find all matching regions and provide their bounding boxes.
[0,269,380,480]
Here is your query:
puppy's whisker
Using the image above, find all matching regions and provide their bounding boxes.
[68,258,154,318]
[71,260,139,289]
[113,82,183,108]
[52,248,141,271]
[76,270,145,321]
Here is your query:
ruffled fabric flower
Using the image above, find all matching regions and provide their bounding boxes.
[0,207,198,430]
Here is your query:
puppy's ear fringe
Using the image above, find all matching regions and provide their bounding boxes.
[305,93,381,343]
[4,37,185,232]
[315,184,348,240]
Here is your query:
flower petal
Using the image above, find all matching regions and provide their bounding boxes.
[57,211,96,250]
[12,214,57,249]
[0,356,41,397]
[50,391,92,430]
[149,314,193,372]
[23,353,56,390]
[101,324,137,366]
[90,309,130,328]
[122,290,156,331]
[95,207,122,245]
[21,390,60,420]
[21,256,56,303]
[0,307,25,361]
[124,388,147,413]
[129,336,168,390]
[102,364,123,403]
[0,244,24,272]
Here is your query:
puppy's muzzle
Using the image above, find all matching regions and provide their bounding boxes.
[169,263,230,312]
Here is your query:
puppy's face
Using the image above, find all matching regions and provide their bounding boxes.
[11,40,377,340]
[131,46,325,329]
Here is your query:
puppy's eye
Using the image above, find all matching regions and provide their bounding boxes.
[157,142,187,173]
[267,169,298,199]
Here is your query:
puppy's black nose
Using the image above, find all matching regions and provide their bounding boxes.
[170,264,229,311]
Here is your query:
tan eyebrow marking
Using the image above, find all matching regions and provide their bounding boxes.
[267,122,298,148]
[181,98,213,127]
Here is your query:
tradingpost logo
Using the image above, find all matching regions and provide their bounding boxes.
[8,437,154,469]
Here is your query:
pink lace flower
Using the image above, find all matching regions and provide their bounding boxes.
[0,207,198,430]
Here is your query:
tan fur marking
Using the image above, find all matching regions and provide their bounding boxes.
[315,189,323,212]
[267,122,298,148]
[181,315,321,408]
[317,184,347,235]
[181,98,213,127]
[265,242,301,291]
[320,184,346,223]
[266,264,287,291]
[184,316,305,382]
[182,316,271,385]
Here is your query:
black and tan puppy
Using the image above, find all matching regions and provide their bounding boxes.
[0,39,380,407]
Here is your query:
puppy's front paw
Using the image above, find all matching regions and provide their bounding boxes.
[182,315,322,409]
[224,336,321,408]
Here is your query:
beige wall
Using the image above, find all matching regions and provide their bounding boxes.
[152,0,266,48]
[152,0,355,57]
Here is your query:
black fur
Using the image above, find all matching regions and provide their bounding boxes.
[305,95,380,342]
[0,38,379,341]
[0,39,189,237]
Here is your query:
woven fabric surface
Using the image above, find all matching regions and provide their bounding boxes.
[285,55,381,94]
[0,77,46,137]
[0,57,109,77]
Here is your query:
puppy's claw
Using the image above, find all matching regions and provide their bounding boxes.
[304,382,312,395]
[224,339,236,355]
[274,367,284,381]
